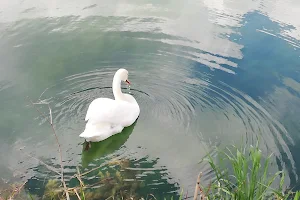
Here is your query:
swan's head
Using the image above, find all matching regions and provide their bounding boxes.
[116,68,130,85]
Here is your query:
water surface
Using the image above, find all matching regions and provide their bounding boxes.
[0,0,300,197]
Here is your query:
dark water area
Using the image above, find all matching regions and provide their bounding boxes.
[0,0,300,198]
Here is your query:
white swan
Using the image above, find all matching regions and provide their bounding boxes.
[79,68,140,144]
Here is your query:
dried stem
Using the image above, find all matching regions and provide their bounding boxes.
[8,181,27,200]
[75,167,85,187]
[73,189,81,200]
[29,98,70,200]
[24,152,61,175]
[185,190,188,199]
[194,172,203,200]
[147,194,157,200]
[72,163,105,178]
[204,181,212,197]
[47,104,53,125]
[38,87,49,100]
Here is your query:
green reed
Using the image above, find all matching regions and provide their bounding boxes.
[2,142,300,200]
[199,142,300,200]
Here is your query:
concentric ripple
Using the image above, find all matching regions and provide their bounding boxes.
[35,50,297,188]
[2,12,297,194]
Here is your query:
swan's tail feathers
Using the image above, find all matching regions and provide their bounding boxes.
[79,122,108,139]
[79,122,124,142]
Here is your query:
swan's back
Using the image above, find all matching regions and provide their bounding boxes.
[80,68,140,142]
[80,97,139,142]
[85,97,139,127]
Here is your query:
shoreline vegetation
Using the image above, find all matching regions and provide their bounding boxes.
[1,101,299,200]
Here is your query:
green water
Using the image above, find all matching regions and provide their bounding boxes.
[0,0,300,198]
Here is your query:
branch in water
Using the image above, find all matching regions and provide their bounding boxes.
[28,97,70,200]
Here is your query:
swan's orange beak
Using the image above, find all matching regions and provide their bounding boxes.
[125,80,131,85]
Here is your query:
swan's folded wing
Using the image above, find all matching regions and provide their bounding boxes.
[84,98,134,126]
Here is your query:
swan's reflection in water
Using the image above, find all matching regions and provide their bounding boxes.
[81,121,136,168]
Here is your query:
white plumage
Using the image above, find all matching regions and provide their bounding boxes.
[79,69,140,142]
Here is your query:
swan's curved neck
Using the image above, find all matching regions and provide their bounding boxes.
[112,74,125,101]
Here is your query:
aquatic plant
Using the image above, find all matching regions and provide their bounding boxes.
[2,102,296,200]
[37,158,145,200]
[3,144,300,200]
[196,142,300,200]
[80,158,145,200]
[43,179,61,200]
[0,181,37,200]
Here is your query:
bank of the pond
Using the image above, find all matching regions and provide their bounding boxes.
[1,143,299,200]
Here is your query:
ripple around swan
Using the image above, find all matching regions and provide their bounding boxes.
[6,15,295,192]
[34,50,297,187]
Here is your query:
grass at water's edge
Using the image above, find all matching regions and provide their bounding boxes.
[195,142,300,200]
[1,142,300,200]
